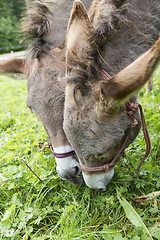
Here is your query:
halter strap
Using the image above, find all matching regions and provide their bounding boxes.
[49,143,75,158]
[79,136,129,172]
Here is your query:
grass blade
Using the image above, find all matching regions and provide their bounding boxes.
[117,192,153,240]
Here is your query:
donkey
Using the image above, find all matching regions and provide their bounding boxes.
[63,0,160,190]
[0,0,159,189]
[0,0,92,185]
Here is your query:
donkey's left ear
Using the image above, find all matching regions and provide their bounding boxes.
[66,1,95,69]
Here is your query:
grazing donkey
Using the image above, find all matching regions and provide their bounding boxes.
[0,0,159,189]
[63,0,160,190]
[0,0,92,185]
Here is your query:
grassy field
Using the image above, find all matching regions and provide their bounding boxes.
[0,69,160,240]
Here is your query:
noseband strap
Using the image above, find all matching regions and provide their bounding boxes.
[49,143,75,158]
[79,136,129,172]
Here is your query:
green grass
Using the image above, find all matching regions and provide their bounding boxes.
[0,69,160,240]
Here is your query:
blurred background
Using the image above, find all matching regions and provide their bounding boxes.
[0,0,33,55]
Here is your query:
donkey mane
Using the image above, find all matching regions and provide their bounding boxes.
[22,0,93,60]
[22,1,54,59]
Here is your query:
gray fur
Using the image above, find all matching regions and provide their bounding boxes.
[63,0,160,189]
[24,0,93,185]
[22,0,159,189]
[99,0,160,75]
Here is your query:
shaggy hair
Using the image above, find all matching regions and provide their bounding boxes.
[99,0,160,75]
[22,1,54,59]
[22,0,92,59]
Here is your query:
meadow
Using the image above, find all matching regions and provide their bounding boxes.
[0,67,160,239]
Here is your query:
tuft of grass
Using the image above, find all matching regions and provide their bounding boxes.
[0,68,159,239]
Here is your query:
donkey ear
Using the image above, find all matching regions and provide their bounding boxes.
[67,0,89,30]
[100,38,160,102]
[65,1,94,70]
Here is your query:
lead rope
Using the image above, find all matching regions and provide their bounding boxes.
[126,101,151,175]
[135,103,151,174]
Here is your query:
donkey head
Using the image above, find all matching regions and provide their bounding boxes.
[23,1,85,185]
[63,1,160,190]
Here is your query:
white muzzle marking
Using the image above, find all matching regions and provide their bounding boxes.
[54,146,83,185]
[82,167,115,190]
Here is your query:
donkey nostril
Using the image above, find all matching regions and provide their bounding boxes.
[74,165,82,175]
[74,166,79,175]
[99,188,106,191]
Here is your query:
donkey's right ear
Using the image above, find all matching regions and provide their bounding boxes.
[67,0,89,30]
[65,1,93,70]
